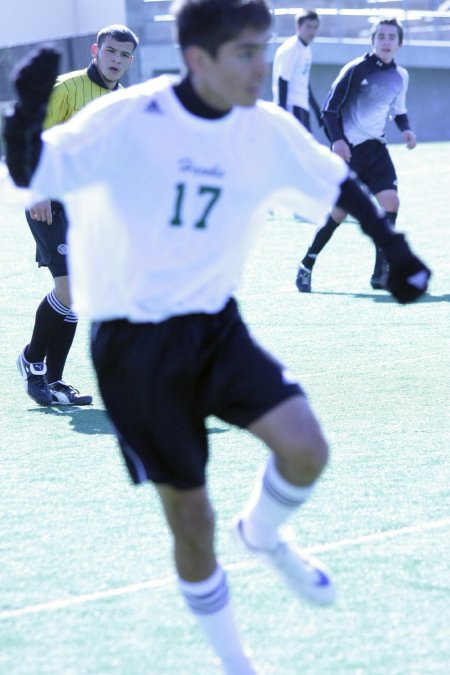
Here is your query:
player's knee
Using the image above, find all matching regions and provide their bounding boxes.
[386,197,399,212]
[331,206,346,223]
[299,429,329,476]
[377,190,399,213]
[281,426,329,482]
[53,276,72,308]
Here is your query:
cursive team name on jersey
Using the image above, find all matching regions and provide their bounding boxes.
[178,157,225,179]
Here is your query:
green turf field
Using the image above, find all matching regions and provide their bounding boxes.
[0,143,449,675]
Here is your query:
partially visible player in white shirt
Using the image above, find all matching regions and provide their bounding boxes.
[4,2,430,673]
[272,9,322,132]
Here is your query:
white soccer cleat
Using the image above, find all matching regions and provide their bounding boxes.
[234,518,336,606]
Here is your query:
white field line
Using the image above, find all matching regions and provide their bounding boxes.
[1,517,448,621]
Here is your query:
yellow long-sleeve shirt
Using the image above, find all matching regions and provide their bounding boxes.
[43,62,122,129]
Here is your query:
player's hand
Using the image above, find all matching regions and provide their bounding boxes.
[332,139,351,162]
[387,257,431,303]
[12,46,60,119]
[382,233,431,303]
[29,199,53,225]
[403,130,416,150]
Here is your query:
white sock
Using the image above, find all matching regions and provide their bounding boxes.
[242,454,315,549]
[178,565,255,674]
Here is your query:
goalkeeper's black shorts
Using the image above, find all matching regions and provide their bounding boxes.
[25,200,69,278]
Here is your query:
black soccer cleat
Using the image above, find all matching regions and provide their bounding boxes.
[370,260,389,290]
[16,346,52,405]
[49,380,93,406]
[296,265,312,293]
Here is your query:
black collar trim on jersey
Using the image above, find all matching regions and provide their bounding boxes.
[173,76,230,120]
[365,52,396,70]
[87,61,120,91]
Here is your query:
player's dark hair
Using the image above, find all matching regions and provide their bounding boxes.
[172,0,272,57]
[370,17,404,45]
[296,9,320,28]
[96,25,139,51]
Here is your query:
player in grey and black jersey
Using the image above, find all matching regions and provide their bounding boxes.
[297,17,417,293]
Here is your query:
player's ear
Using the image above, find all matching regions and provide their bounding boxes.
[184,45,212,75]
[91,43,99,59]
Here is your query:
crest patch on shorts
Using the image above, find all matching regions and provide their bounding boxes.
[57,244,68,255]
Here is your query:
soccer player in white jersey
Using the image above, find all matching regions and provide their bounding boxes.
[4,2,430,672]
[272,9,322,132]
[297,17,417,293]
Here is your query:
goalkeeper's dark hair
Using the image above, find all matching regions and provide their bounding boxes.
[172,0,272,58]
[97,25,139,52]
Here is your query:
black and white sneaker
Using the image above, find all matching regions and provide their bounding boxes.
[296,265,312,293]
[49,380,93,406]
[16,347,52,405]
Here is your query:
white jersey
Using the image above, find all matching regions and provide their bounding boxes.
[30,75,347,322]
[272,35,312,111]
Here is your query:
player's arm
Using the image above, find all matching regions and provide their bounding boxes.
[2,46,60,188]
[336,172,430,303]
[322,64,360,161]
[274,48,293,111]
[277,77,288,110]
[43,82,71,128]
[308,86,323,127]
[25,78,69,224]
[322,83,347,145]
[394,113,416,150]
[322,110,350,161]
[391,68,416,150]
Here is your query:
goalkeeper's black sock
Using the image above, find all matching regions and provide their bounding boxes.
[46,312,78,383]
[373,212,397,277]
[301,216,341,270]
[26,290,71,364]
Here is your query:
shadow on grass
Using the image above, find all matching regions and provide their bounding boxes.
[312,292,450,304]
[30,405,114,435]
[30,406,230,436]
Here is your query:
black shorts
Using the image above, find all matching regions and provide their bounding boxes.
[349,140,397,195]
[91,299,303,489]
[25,201,69,277]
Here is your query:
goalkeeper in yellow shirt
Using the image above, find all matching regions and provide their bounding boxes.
[17,24,138,406]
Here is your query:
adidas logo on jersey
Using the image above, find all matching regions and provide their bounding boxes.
[145,99,162,114]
